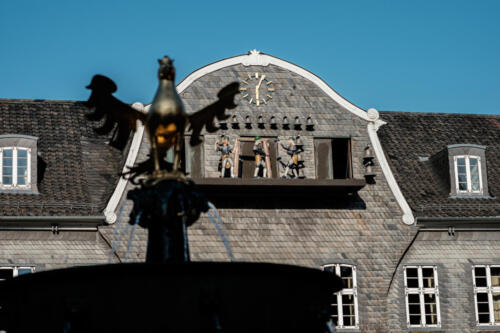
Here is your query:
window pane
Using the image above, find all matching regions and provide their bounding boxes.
[491,267,500,287]
[18,157,27,167]
[406,268,419,288]
[324,265,335,273]
[340,266,353,289]
[422,268,435,288]
[477,293,489,302]
[458,174,467,183]
[469,158,478,166]
[2,176,12,185]
[3,157,12,167]
[478,302,490,313]
[477,292,490,324]
[493,292,500,323]
[457,166,466,174]
[459,182,467,190]
[408,294,420,304]
[17,166,27,185]
[3,166,12,176]
[424,293,437,325]
[470,162,480,189]
[475,267,488,287]
[409,304,421,315]
[457,157,466,166]
[0,268,14,280]
[409,315,421,325]
[17,268,32,276]
[426,314,437,325]
[3,149,12,158]
[342,294,355,327]
[479,314,490,323]
[17,149,27,158]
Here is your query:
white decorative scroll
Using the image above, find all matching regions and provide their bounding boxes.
[242,49,270,67]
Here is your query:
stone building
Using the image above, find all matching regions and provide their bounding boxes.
[0,50,499,332]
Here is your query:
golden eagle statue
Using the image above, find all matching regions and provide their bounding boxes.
[84,56,239,182]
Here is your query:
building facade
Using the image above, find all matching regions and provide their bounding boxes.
[0,51,499,332]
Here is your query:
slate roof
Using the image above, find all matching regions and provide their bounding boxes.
[0,99,124,216]
[378,111,500,218]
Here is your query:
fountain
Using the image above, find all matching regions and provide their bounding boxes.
[0,57,342,332]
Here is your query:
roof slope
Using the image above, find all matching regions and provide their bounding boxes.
[378,111,500,218]
[0,99,124,216]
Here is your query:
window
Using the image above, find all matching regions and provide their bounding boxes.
[454,155,482,194]
[314,138,352,180]
[323,264,358,329]
[0,266,35,280]
[447,144,488,197]
[404,266,441,328]
[473,265,500,326]
[233,137,277,178]
[0,147,31,188]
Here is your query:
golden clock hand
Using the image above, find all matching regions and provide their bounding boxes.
[255,75,266,105]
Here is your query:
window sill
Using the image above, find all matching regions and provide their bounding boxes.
[192,178,366,198]
[0,188,38,194]
[334,328,359,333]
[449,194,494,199]
[407,327,443,332]
[476,325,500,331]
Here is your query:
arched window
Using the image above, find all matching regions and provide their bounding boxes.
[0,135,38,192]
[323,264,358,329]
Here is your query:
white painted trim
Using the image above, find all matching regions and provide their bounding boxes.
[176,50,371,121]
[367,115,415,225]
[103,102,146,224]
[146,51,414,226]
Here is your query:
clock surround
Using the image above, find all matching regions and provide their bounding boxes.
[240,72,275,106]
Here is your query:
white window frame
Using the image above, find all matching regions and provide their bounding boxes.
[473,265,500,326]
[323,264,359,329]
[0,266,35,280]
[0,147,31,189]
[404,265,441,328]
[454,155,482,194]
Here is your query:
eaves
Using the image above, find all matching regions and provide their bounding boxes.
[0,215,105,231]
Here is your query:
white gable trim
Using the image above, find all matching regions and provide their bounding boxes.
[103,102,146,224]
[367,112,415,225]
[177,50,373,121]
[104,51,414,226]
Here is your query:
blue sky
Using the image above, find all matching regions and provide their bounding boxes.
[1,1,499,114]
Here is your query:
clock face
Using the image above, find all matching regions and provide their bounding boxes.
[240,72,275,106]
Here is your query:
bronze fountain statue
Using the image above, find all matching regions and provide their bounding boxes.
[0,57,342,332]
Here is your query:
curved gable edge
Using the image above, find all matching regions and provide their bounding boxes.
[103,51,414,226]
[103,102,146,224]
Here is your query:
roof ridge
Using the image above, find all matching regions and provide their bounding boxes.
[380,110,500,118]
[0,98,83,104]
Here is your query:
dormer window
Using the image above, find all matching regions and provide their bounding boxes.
[0,135,38,192]
[454,155,482,194]
[447,144,488,197]
[1,148,30,187]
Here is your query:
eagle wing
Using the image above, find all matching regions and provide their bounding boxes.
[84,75,147,150]
[187,82,239,146]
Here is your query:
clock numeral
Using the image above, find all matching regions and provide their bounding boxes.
[262,99,267,104]
[248,98,253,104]
[242,94,249,98]
[266,94,273,99]
[268,88,275,92]
[255,72,259,78]
[248,74,252,80]
[240,87,247,91]
[266,81,273,85]
[241,80,248,85]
